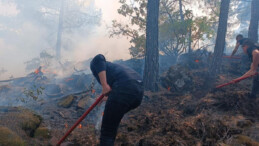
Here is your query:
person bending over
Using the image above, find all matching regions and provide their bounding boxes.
[233,40,259,99]
[231,34,256,73]
[90,54,144,146]
[231,34,251,56]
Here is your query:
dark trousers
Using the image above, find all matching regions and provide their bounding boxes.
[100,80,144,146]
[251,75,259,98]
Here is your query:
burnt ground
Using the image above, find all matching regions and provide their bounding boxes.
[46,87,259,146]
[0,56,259,146]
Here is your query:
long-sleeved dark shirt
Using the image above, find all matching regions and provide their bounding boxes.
[240,38,258,61]
[238,38,249,45]
[90,54,142,87]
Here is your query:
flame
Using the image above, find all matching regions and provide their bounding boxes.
[65,123,68,128]
[92,89,96,94]
[34,69,40,74]
[78,124,82,129]
[41,69,46,73]
[195,60,199,63]
[167,87,171,91]
[65,78,74,82]
[33,66,58,75]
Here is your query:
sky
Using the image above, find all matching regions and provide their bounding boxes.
[0,0,131,80]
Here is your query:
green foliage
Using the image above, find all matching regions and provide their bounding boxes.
[23,85,45,102]
[109,0,147,58]
[129,34,146,58]
[110,0,217,58]
[192,16,215,42]
[204,0,221,17]
[117,0,147,28]
[159,7,215,56]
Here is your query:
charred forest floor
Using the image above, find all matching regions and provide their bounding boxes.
[0,57,259,146]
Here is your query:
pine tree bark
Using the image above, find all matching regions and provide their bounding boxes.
[248,0,259,42]
[179,0,184,22]
[188,25,192,53]
[209,0,230,77]
[143,0,160,91]
[56,0,64,60]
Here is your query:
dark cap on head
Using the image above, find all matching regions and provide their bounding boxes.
[236,34,243,40]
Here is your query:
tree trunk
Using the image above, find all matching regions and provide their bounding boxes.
[56,0,64,60]
[179,0,191,53]
[143,0,160,92]
[188,26,192,53]
[209,0,230,77]
[248,0,259,42]
[179,0,184,22]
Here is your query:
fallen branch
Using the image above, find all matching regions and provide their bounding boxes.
[72,89,91,95]
[216,72,259,88]
[0,77,25,82]
[45,93,64,98]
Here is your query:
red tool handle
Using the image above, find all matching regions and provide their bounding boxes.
[216,81,235,88]
[216,72,258,88]
[56,94,106,146]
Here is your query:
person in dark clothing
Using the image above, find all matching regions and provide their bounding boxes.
[90,54,144,146]
[231,34,256,73]
[233,40,259,99]
[231,34,251,56]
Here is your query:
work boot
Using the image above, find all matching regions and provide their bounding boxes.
[100,137,115,146]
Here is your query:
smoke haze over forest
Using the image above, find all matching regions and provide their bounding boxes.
[0,0,131,80]
[0,0,252,80]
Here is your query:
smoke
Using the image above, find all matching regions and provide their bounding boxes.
[0,20,50,79]
[0,1,19,16]
[0,0,131,80]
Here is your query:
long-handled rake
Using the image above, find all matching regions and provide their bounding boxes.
[56,93,107,146]
[216,72,258,88]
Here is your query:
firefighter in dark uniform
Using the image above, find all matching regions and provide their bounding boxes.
[233,40,259,98]
[231,34,251,56]
[90,54,144,146]
[231,34,256,73]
